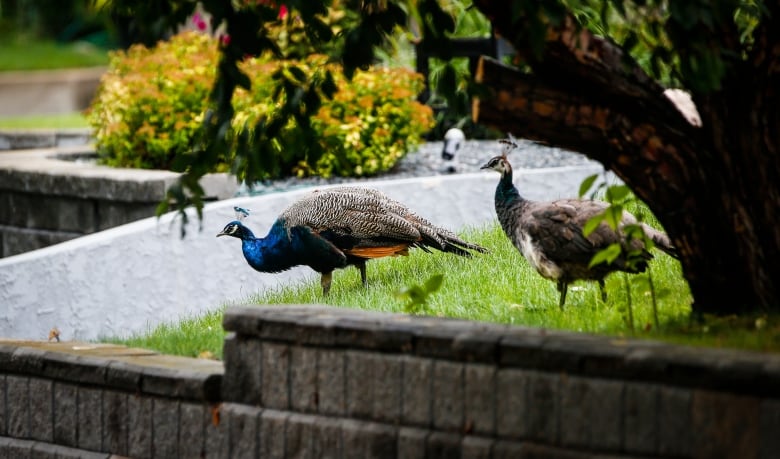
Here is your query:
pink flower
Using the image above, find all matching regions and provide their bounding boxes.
[192,12,207,31]
[220,34,231,46]
[278,4,288,19]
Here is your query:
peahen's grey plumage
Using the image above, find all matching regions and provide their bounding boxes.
[218,186,487,295]
[481,139,678,308]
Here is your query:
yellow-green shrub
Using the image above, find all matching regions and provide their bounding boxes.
[86,31,434,178]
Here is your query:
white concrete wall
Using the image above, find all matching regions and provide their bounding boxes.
[0,165,608,341]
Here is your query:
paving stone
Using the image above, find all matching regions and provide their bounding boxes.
[221,335,262,405]
[0,436,32,458]
[462,435,494,459]
[77,386,103,451]
[342,419,396,459]
[204,403,229,459]
[127,394,152,459]
[760,399,780,459]
[657,386,692,457]
[464,364,496,436]
[286,413,315,459]
[432,360,464,431]
[426,431,461,459]
[692,389,760,459]
[102,390,128,455]
[225,403,261,459]
[28,378,53,442]
[0,375,5,436]
[152,397,179,458]
[623,382,658,455]
[261,343,290,410]
[496,368,527,438]
[179,402,207,459]
[310,413,342,459]
[345,351,374,419]
[53,382,78,447]
[401,356,432,427]
[397,427,428,459]
[372,355,402,423]
[290,346,318,413]
[525,371,560,444]
[317,349,345,416]
[7,375,29,439]
[259,409,289,459]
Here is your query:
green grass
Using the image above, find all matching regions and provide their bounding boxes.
[0,39,109,72]
[0,112,89,129]
[105,219,780,360]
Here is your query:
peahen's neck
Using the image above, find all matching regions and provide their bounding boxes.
[241,220,297,273]
[495,165,524,207]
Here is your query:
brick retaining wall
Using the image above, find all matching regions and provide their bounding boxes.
[2,305,779,458]
[0,147,238,257]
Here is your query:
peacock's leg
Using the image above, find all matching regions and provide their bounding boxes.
[321,272,333,296]
[557,280,568,309]
[598,279,607,303]
[356,260,367,287]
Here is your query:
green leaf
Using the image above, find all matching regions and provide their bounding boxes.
[583,213,605,237]
[578,174,599,198]
[605,185,631,203]
[424,274,444,294]
[589,243,622,268]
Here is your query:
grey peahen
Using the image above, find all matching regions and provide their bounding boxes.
[218,186,487,295]
[481,139,678,308]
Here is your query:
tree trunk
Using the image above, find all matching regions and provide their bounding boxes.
[470,2,780,313]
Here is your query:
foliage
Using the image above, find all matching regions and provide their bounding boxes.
[87,32,220,170]
[87,31,433,177]
[395,273,444,314]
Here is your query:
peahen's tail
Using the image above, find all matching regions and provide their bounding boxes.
[641,224,679,259]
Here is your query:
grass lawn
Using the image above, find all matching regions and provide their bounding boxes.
[0,39,109,71]
[103,221,780,360]
[0,112,89,129]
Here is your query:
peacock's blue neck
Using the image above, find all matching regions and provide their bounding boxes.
[241,219,297,273]
[495,167,523,206]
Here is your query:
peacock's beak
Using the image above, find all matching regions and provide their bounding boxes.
[216,231,227,237]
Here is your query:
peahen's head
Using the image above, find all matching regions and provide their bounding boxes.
[217,221,254,240]
[480,155,512,175]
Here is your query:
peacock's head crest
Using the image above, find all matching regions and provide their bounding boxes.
[217,221,249,239]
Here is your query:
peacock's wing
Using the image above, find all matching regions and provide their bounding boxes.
[281,188,423,242]
[288,225,349,272]
[317,186,487,255]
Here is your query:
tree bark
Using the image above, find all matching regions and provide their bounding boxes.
[470,2,780,313]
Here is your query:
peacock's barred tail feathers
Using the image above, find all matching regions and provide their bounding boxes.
[282,187,488,257]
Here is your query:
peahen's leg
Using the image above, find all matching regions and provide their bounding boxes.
[557,280,568,309]
[321,272,333,296]
[598,279,607,303]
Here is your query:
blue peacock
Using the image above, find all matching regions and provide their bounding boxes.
[218,186,487,295]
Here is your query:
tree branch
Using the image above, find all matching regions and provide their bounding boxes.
[473,56,696,214]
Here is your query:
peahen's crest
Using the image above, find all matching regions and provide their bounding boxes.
[234,206,251,221]
[498,134,519,157]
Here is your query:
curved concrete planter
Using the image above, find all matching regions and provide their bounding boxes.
[0,145,239,257]
[0,164,605,341]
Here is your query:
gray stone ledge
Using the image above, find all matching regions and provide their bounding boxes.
[223,305,780,398]
[0,146,238,201]
[0,340,223,401]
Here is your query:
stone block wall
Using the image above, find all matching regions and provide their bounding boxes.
[1,305,780,458]
[0,148,238,258]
